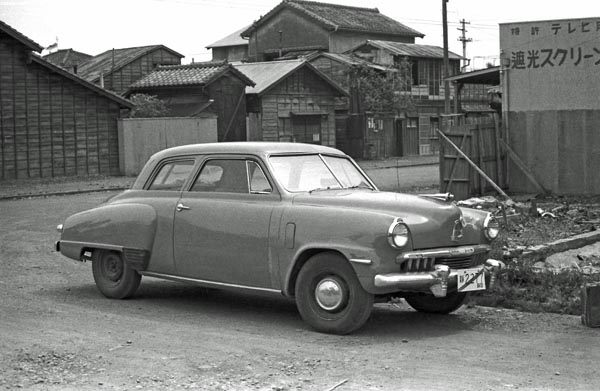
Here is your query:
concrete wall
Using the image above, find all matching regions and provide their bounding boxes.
[500,18,600,194]
[118,116,217,176]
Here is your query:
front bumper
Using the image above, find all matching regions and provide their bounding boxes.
[374,244,504,297]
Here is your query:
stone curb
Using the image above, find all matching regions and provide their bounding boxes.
[0,187,129,201]
[357,161,439,171]
[518,230,600,262]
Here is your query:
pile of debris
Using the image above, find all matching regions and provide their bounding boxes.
[457,195,600,275]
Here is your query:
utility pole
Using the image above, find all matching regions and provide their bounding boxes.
[442,0,450,114]
[457,19,472,71]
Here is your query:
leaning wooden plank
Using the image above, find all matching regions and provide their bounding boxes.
[497,137,547,194]
[436,129,510,199]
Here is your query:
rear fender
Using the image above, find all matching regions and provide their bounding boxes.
[59,203,157,270]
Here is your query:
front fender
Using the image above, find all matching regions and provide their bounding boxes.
[280,206,402,295]
[59,203,157,268]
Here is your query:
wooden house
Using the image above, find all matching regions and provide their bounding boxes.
[43,48,92,72]
[307,52,391,157]
[77,45,183,94]
[206,25,250,62]
[233,59,347,145]
[126,61,255,142]
[348,40,464,156]
[241,0,423,62]
[0,20,133,180]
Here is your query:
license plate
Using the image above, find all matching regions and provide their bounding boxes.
[457,267,486,292]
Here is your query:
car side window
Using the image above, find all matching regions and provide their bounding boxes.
[248,161,272,194]
[191,159,249,193]
[147,160,195,191]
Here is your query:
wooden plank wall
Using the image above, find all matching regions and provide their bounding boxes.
[439,114,506,200]
[104,49,181,94]
[207,74,248,142]
[0,38,122,180]
[259,67,337,147]
[507,110,600,194]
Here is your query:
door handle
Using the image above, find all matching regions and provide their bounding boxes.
[176,203,190,212]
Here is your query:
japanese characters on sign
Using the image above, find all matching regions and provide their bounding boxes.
[502,19,600,70]
[500,17,600,111]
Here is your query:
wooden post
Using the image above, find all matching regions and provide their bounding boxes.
[493,114,504,188]
[445,134,468,192]
[436,129,510,199]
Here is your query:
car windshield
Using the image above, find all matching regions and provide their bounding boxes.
[269,154,374,192]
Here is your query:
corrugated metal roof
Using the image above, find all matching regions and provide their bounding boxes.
[77,45,184,82]
[308,52,390,71]
[233,59,346,96]
[128,61,255,89]
[233,59,306,95]
[363,40,463,60]
[206,25,250,48]
[242,0,423,38]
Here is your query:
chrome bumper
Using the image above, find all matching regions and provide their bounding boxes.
[374,259,504,298]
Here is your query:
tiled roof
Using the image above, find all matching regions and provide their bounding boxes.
[232,59,346,96]
[43,49,92,69]
[0,19,44,52]
[242,0,424,38]
[356,40,463,60]
[128,61,255,90]
[206,25,250,48]
[77,45,184,82]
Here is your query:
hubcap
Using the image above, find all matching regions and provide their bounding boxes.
[102,254,123,282]
[315,278,345,311]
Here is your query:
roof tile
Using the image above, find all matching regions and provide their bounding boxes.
[129,61,255,89]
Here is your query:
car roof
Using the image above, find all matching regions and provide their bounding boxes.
[151,142,346,160]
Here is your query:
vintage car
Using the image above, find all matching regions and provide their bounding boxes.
[55,142,503,334]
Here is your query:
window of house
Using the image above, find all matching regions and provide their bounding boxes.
[407,117,419,131]
[147,160,195,191]
[367,116,383,133]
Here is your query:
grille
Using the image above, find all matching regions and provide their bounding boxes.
[435,257,473,269]
[400,258,435,272]
[400,252,486,272]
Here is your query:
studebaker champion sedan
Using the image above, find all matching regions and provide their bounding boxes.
[56,142,503,334]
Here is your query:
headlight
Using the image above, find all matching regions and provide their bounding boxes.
[388,218,410,248]
[483,213,500,240]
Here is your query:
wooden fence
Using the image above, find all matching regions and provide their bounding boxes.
[118,116,217,176]
[438,114,507,200]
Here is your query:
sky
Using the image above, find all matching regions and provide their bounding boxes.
[2,0,600,70]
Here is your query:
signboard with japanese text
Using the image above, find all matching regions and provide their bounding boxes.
[500,18,600,111]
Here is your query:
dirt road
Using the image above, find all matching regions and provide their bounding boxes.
[1,192,599,390]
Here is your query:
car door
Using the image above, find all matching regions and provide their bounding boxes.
[142,157,197,275]
[173,156,280,288]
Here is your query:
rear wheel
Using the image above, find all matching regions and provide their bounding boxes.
[92,250,141,299]
[295,252,373,335]
[405,292,467,314]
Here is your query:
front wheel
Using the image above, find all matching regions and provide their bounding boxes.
[405,292,467,314]
[295,252,373,335]
[92,250,141,299]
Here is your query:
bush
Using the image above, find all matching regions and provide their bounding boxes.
[127,94,169,118]
[474,260,600,315]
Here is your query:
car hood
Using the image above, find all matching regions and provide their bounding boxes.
[292,190,481,249]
